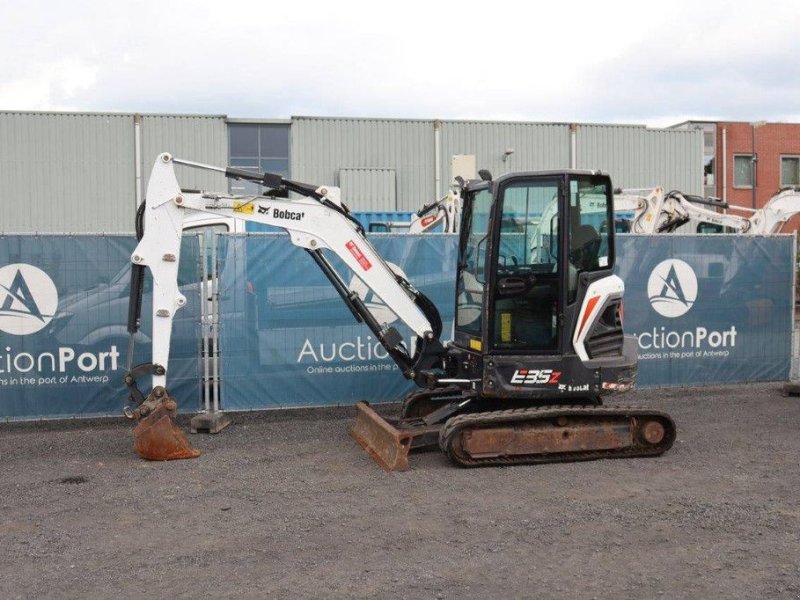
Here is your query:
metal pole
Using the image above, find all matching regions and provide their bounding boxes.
[211,230,220,413]
[189,228,231,434]
[722,127,727,204]
[752,124,757,209]
[200,231,210,413]
[434,120,442,200]
[792,232,798,379]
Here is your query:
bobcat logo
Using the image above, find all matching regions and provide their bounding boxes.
[647,259,697,318]
[0,264,59,335]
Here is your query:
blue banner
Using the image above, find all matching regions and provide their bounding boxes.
[219,233,794,409]
[615,235,793,387]
[218,234,458,409]
[0,233,792,419]
[0,235,202,420]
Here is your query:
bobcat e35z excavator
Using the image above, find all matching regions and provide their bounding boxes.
[124,153,675,469]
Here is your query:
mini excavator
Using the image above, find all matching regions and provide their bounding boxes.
[124,154,675,469]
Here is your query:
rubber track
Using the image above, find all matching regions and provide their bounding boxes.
[439,405,676,468]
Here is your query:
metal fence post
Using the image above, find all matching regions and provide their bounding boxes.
[190,229,232,433]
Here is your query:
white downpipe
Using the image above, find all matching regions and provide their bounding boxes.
[570,123,577,169]
[722,127,727,204]
[134,114,143,208]
[434,120,442,199]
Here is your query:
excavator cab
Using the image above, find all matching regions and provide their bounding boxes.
[447,171,637,400]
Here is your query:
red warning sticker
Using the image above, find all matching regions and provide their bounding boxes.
[345,240,372,271]
[420,215,437,227]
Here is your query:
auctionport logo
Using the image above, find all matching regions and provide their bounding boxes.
[647,259,697,318]
[0,264,59,335]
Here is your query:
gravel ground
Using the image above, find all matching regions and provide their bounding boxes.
[1,382,799,599]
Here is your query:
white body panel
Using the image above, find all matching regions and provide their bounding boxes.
[572,274,624,362]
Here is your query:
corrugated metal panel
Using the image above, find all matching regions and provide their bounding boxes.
[0,112,135,232]
[576,124,703,195]
[291,117,435,211]
[0,112,703,234]
[339,168,396,210]
[291,117,701,211]
[141,115,227,194]
[0,112,229,233]
[440,121,571,190]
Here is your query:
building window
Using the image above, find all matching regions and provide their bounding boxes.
[228,123,290,195]
[733,155,753,188]
[781,156,800,188]
[702,126,716,193]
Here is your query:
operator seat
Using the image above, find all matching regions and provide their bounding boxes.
[567,224,600,299]
[570,224,600,271]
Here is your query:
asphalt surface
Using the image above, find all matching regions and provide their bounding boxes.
[1,382,799,599]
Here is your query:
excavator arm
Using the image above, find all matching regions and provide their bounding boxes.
[125,153,445,460]
[368,190,462,233]
[747,188,800,233]
[407,190,462,233]
[656,192,753,233]
[616,186,800,235]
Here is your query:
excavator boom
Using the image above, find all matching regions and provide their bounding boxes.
[124,153,445,459]
[615,186,800,234]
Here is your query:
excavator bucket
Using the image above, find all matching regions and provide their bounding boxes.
[351,401,414,471]
[133,403,201,461]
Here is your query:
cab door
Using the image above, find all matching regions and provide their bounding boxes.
[489,177,563,354]
[453,187,492,351]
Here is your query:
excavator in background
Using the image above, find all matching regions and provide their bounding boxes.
[368,189,462,233]
[372,184,800,238]
[615,186,800,234]
[124,154,675,469]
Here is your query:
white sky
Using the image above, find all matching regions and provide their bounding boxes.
[1,0,798,127]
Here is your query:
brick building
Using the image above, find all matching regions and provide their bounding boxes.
[672,120,800,231]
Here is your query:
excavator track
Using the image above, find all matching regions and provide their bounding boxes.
[439,405,675,468]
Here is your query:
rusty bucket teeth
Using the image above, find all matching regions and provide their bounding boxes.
[133,403,200,461]
[351,401,413,472]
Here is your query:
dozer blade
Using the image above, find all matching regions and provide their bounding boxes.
[133,403,201,461]
[351,401,416,471]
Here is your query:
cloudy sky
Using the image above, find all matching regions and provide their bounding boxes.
[1,0,798,127]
